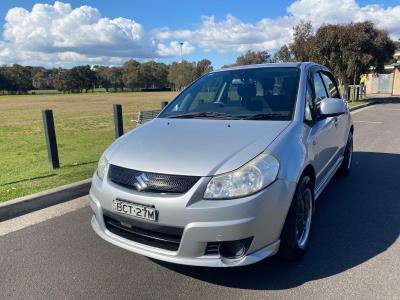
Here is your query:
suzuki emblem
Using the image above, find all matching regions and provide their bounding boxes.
[134,173,149,191]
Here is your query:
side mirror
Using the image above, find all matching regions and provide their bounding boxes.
[318,98,346,118]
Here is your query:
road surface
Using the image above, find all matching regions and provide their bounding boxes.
[1,103,399,299]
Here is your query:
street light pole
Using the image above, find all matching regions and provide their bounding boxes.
[179,42,183,62]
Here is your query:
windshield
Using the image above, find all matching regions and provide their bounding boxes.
[159,67,300,120]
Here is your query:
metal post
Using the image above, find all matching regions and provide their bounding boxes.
[113,104,123,138]
[42,109,60,169]
[356,86,360,101]
[347,86,351,101]
[161,101,168,109]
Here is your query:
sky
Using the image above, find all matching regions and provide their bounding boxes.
[0,0,399,68]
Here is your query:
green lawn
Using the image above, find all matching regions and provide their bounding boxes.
[347,100,368,108]
[0,91,178,202]
[28,88,109,95]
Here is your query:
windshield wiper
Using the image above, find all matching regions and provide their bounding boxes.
[166,112,241,120]
[241,112,290,120]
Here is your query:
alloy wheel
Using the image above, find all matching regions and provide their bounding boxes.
[296,187,313,249]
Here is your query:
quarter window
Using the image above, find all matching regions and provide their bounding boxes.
[313,73,328,102]
[321,73,340,98]
[304,81,314,122]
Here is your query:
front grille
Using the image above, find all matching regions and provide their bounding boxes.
[108,164,200,194]
[103,211,183,251]
[205,242,221,255]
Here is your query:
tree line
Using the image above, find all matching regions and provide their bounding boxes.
[0,59,213,94]
[229,21,398,88]
[0,21,398,94]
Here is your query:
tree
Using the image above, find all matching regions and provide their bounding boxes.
[233,50,272,66]
[0,68,10,93]
[122,60,140,91]
[386,39,400,64]
[193,59,213,79]
[70,65,96,92]
[311,21,396,86]
[95,66,112,92]
[138,61,169,89]
[290,21,314,62]
[3,64,33,93]
[109,67,124,92]
[53,69,73,93]
[32,70,48,89]
[151,62,169,89]
[273,45,292,62]
[391,38,400,51]
[168,60,196,91]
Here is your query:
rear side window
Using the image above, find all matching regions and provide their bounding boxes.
[321,73,340,98]
[313,73,327,102]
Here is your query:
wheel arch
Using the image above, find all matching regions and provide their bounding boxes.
[300,164,316,194]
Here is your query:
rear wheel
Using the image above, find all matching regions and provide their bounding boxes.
[278,175,314,261]
[338,132,353,176]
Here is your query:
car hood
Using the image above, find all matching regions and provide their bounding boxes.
[107,118,290,176]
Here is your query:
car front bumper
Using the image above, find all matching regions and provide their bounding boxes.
[89,173,296,267]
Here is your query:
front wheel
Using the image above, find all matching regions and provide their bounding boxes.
[278,175,314,261]
[338,131,353,176]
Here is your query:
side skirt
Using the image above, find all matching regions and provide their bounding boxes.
[314,156,344,200]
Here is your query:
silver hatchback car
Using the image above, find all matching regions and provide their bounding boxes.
[90,62,353,267]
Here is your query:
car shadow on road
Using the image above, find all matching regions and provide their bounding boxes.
[152,151,400,290]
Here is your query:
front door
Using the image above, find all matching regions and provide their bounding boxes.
[310,72,340,186]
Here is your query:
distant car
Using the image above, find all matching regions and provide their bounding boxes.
[90,63,353,267]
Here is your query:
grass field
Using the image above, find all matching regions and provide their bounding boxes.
[0,91,178,202]
[28,88,109,95]
[0,92,368,202]
[347,100,368,108]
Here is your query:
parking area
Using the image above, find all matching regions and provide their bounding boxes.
[1,103,399,300]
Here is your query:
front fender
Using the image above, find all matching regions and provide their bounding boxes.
[267,122,315,184]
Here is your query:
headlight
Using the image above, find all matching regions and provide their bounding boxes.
[96,153,109,180]
[204,153,279,199]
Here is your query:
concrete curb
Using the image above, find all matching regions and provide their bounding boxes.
[0,179,91,222]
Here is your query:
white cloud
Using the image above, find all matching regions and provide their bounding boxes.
[0,1,155,66]
[288,0,400,37]
[0,0,399,66]
[157,0,400,54]
[155,15,294,53]
[156,41,195,57]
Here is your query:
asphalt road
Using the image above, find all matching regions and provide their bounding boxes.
[1,103,400,300]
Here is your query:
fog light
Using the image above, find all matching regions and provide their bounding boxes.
[219,237,253,259]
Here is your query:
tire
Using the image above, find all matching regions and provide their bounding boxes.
[278,175,314,261]
[338,132,353,176]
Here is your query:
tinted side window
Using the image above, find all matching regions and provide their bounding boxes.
[321,73,340,98]
[313,73,327,102]
[304,82,314,122]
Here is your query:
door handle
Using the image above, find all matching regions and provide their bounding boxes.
[334,117,339,128]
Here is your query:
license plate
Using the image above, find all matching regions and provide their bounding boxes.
[112,199,157,222]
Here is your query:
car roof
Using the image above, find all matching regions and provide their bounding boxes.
[213,62,325,73]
